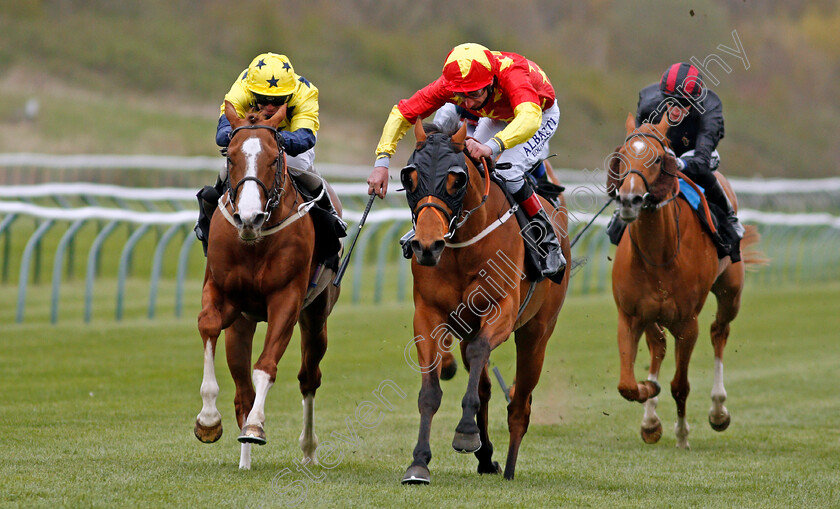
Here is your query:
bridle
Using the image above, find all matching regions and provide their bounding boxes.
[619,132,679,211]
[410,155,492,239]
[226,124,288,217]
[620,131,683,266]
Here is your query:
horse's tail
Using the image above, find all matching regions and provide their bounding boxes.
[741,225,769,270]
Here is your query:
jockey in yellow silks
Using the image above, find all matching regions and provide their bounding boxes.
[195,52,344,252]
[367,43,564,277]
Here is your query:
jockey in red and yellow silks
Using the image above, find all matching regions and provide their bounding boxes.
[367,43,564,277]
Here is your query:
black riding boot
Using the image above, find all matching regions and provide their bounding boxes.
[522,208,566,277]
[194,175,225,256]
[705,180,745,239]
[314,186,348,236]
[399,229,415,259]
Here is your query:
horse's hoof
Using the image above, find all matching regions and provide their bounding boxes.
[452,432,482,454]
[238,424,266,445]
[641,421,663,444]
[440,358,458,381]
[194,419,223,443]
[709,413,731,432]
[478,460,502,475]
[401,465,430,485]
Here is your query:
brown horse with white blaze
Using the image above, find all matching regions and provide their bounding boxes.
[609,112,762,448]
[401,121,570,483]
[193,101,341,469]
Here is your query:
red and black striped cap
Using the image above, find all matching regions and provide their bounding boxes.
[659,62,704,101]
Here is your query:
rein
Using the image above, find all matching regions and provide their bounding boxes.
[444,156,514,249]
[445,152,492,237]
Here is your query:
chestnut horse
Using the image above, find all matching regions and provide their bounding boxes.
[400,121,570,483]
[609,112,761,448]
[193,101,341,469]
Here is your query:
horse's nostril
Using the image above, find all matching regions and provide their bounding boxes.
[233,213,243,227]
[410,240,421,252]
[631,195,644,207]
[253,212,266,228]
[431,240,445,253]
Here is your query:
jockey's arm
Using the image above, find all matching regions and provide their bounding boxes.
[216,115,232,147]
[216,73,252,147]
[483,64,544,157]
[373,81,449,168]
[682,98,724,177]
[485,101,542,157]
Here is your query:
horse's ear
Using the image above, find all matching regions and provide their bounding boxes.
[654,107,671,138]
[625,113,636,134]
[225,101,244,128]
[414,117,427,147]
[450,121,467,152]
[267,104,287,129]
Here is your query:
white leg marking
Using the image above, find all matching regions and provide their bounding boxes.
[244,369,273,427]
[197,341,221,426]
[709,357,730,423]
[239,443,252,470]
[642,374,660,429]
[299,394,319,465]
[237,137,265,221]
[674,417,690,449]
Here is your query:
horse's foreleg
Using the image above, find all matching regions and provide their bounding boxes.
[238,298,300,453]
[223,315,257,469]
[296,291,331,465]
[617,311,658,403]
[708,264,744,432]
[641,324,666,444]
[194,283,235,443]
[474,364,500,475]
[504,322,551,481]
[669,318,700,450]
[452,337,491,455]
[402,316,444,485]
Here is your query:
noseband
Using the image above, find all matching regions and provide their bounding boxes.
[227,124,288,215]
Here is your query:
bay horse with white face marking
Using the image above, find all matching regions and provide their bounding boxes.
[400,121,570,483]
[193,101,341,469]
[608,112,762,448]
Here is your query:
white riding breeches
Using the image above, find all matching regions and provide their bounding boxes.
[473,102,560,193]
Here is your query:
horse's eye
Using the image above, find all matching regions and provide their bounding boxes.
[654,156,662,164]
[450,172,467,191]
[400,166,416,191]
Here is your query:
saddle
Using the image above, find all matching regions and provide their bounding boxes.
[606,175,741,262]
[493,160,566,284]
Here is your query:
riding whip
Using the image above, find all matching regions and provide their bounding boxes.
[570,198,614,248]
[333,193,377,287]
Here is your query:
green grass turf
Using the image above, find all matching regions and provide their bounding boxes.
[1,282,839,508]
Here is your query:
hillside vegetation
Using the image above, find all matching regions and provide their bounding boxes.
[1,0,838,177]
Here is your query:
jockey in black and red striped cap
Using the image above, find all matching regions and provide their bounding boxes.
[636,62,744,241]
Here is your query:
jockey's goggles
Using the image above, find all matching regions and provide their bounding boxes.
[254,93,290,107]
[453,88,487,100]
